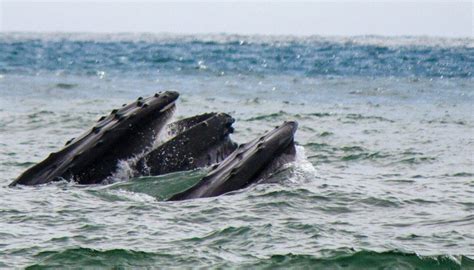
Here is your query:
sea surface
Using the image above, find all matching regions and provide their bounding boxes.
[0,33,473,269]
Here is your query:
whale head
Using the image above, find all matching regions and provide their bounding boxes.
[168,121,298,200]
[11,91,179,186]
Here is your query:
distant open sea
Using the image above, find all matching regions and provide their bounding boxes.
[0,33,473,269]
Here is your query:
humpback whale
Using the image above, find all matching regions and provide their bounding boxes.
[10,92,179,186]
[10,92,298,201]
[168,121,298,200]
[135,112,238,176]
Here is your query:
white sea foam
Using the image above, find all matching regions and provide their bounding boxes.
[291,145,317,183]
[106,189,156,203]
[106,159,137,183]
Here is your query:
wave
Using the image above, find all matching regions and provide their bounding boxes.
[250,251,474,269]
[54,83,78,89]
[26,247,474,269]
[1,33,472,78]
[27,248,167,269]
[304,142,440,166]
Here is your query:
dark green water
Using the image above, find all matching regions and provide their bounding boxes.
[0,34,473,269]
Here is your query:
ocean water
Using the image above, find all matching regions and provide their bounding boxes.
[0,33,473,269]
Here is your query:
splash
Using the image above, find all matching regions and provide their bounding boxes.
[105,158,139,184]
[291,145,317,183]
[105,108,180,183]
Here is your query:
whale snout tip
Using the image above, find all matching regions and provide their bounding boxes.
[153,90,179,102]
[162,91,180,100]
[283,121,298,134]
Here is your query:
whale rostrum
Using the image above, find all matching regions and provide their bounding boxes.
[10,92,179,186]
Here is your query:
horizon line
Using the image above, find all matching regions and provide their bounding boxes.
[1,31,473,39]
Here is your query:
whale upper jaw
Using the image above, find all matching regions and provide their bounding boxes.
[10,91,179,186]
[168,121,298,200]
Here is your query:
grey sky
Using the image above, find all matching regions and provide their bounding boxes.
[1,1,472,37]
